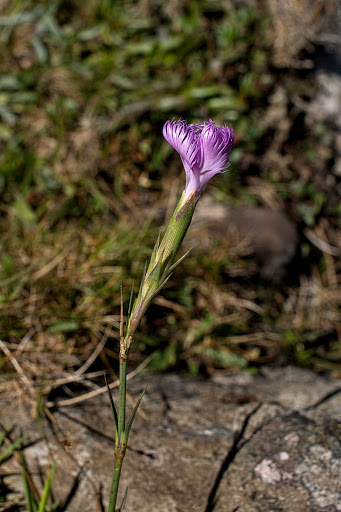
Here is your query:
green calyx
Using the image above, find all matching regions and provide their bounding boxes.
[124,190,197,344]
[155,190,196,269]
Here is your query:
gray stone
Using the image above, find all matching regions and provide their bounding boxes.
[217,414,341,512]
[189,197,298,281]
[1,367,340,511]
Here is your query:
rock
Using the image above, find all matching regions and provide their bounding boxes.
[309,71,341,130]
[218,414,341,512]
[265,0,341,69]
[307,70,341,179]
[189,197,298,280]
[1,367,340,512]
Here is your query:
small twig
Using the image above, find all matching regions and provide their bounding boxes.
[304,228,340,257]
[31,247,70,281]
[46,352,156,408]
[0,499,23,512]
[0,339,34,394]
[46,370,106,391]
[74,328,111,377]
[315,33,341,44]
[16,327,36,355]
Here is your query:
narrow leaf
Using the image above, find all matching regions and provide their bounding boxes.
[149,272,173,300]
[123,389,146,447]
[0,428,7,449]
[168,248,192,274]
[120,286,124,339]
[140,261,148,288]
[127,279,135,317]
[105,376,119,441]
[132,262,147,308]
[0,435,26,464]
[119,487,128,512]
[20,453,36,512]
[147,232,161,272]
[37,460,57,512]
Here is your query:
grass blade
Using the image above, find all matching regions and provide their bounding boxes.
[0,428,7,448]
[0,435,26,464]
[37,460,57,512]
[20,453,37,512]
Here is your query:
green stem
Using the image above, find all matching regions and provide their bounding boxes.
[108,458,123,512]
[118,357,127,436]
[108,355,128,512]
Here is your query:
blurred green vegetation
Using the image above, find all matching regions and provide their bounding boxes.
[0,0,340,384]
[0,427,56,511]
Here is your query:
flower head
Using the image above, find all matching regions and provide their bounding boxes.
[163,118,234,198]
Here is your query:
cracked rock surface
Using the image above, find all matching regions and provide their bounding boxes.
[2,367,341,511]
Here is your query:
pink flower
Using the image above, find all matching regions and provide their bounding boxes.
[163,118,234,198]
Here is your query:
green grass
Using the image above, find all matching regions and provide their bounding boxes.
[0,426,57,512]
[0,0,340,382]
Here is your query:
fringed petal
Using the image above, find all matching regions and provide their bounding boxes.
[163,118,234,198]
[162,119,200,171]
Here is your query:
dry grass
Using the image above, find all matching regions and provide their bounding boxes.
[0,0,340,410]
